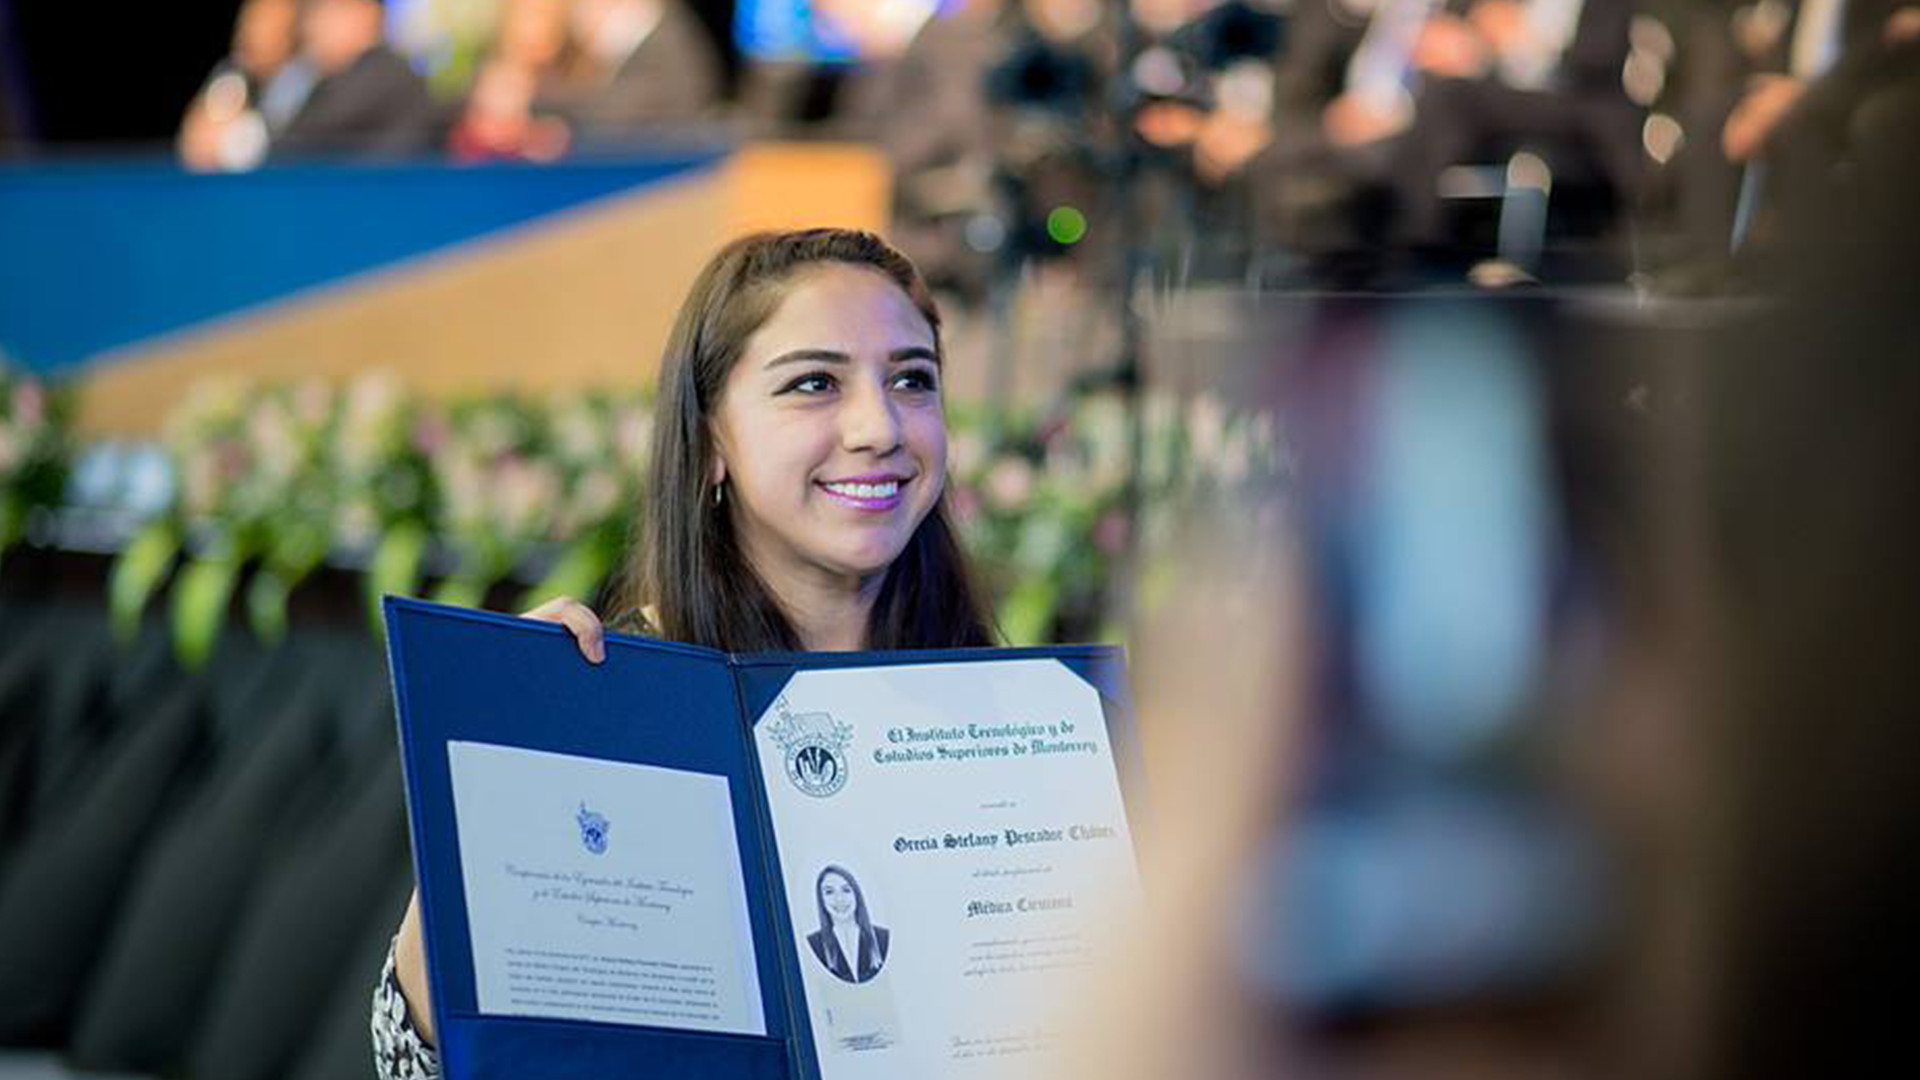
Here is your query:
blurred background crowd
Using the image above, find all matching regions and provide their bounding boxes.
[2,4,1917,1080]
[3,0,1916,290]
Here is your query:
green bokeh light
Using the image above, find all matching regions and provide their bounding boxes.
[1045,206,1089,246]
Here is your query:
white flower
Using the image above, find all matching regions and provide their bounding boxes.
[983,457,1036,512]
[492,455,561,540]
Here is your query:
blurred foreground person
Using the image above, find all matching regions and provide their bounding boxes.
[1650,146,1920,1080]
[178,0,312,171]
[1056,123,1920,1080]
[274,0,438,159]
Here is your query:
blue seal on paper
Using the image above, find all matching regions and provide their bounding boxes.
[576,802,610,855]
[766,697,853,799]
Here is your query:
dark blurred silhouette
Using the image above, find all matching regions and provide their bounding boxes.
[1251,0,1642,274]
[1656,0,1920,289]
[553,0,723,142]
[273,0,439,160]
[1721,0,1920,258]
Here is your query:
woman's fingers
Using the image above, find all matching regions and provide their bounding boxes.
[521,595,606,664]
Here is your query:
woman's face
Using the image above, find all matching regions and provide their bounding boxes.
[821,872,859,922]
[711,264,946,598]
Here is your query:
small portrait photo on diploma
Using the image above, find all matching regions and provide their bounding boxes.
[806,864,890,983]
[801,864,902,1054]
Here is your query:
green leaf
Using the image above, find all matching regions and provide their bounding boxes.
[266,519,330,581]
[367,522,429,634]
[0,496,22,549]
[1000,575,1059,647]
[516,531,620,615]
[246,569,294,644]
[108,521,182,641]
[430,575,490,610]
[0,498,22,575]
[250,520,328,644]
[170,556,241,669]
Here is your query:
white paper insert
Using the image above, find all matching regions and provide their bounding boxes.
[446,740,766,1035]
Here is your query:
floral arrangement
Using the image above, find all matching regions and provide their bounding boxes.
[0,358,74,566]
[7,370,1286,666]
[951,390,1288,643]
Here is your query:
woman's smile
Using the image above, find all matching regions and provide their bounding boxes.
[817,473,912,512]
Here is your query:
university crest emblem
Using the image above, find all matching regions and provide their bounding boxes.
[765,696,853,798]
[576,802,610,855]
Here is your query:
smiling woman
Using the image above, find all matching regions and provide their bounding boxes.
[638,227,998,654]
[373,228,999,1080]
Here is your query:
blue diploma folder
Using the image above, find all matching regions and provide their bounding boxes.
[383,597,1143,1080]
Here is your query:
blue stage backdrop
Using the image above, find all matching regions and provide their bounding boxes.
[0,153,725,375]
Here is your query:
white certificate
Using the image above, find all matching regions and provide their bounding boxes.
[753,660,1141,1080]
[445,741,766,1036]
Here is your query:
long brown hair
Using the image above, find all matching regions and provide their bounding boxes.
[621,228,997,653]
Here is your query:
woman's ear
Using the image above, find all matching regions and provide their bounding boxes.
[704,433,727,487]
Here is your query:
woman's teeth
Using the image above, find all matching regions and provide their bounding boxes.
[823,480,900,499]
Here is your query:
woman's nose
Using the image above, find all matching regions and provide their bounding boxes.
[839,379,902,454]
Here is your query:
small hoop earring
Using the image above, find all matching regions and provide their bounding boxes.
[713,481,725,507]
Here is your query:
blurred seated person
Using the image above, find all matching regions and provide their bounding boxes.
[1389,0,1643,252]
[817,0,952,139]
[1131,0,1284,181]
[794,0,1111,292]
[833,0,1108,291]
[1251,0,1639,266]
[1718,0,1920,257]
[448,0,575,162]
[273,0,439,159]
[1124,1,1291,274]
[178,0,314,171]
[737,0,964,138]
[449,60,574,162]
[550,0,723,143]
[835,0,1007,294]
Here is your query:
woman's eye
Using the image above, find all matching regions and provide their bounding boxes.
[782,372,837,395]
[893,368,940,393]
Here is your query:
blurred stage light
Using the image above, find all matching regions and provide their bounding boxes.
[1046,206,1089,246]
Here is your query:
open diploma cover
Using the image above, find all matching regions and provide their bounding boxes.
[384,598,1146,1080]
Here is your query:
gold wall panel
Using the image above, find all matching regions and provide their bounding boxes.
[77,144,891,436]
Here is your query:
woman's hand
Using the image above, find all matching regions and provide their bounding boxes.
[521,595,607,664]
[393,889,436,1044]
[390,596,607,1045]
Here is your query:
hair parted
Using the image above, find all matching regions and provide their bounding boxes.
[621,227,998,653]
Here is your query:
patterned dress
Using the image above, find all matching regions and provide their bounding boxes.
[371,941,441,1080]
